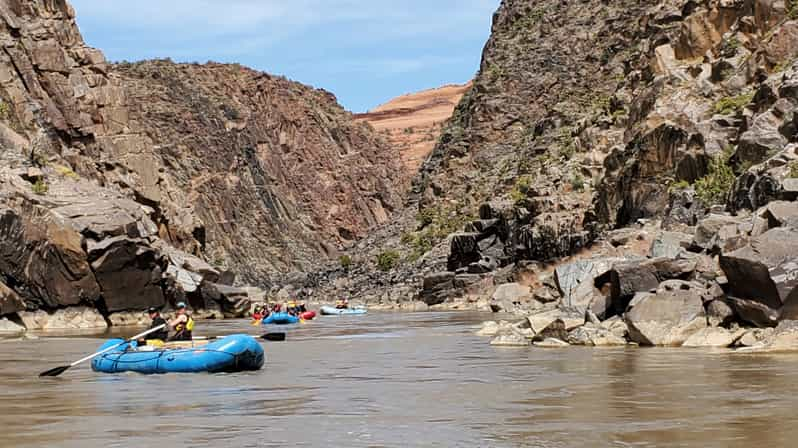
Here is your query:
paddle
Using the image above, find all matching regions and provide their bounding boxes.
[39,324,167,378]
[261,332,286,341]
[250,319,262,326]
[193,333,286,342]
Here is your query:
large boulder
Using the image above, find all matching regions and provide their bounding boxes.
[200,282,252,317]
[624,280,707,346]
[107,311,150,327]
[527,308,584,335]
[490,326,531,347]
[692,214,750,253]
[0,281,24,316]
[604,257,697,317]
[567,323,627,346]
[682,327,745,348]
[727,297,780,327]
[649,231,692,258]
[720,227,798,313]
[0,318,25,336]
[739,320,798,352]
[18,307,108,330]
[419,271,455,306]
[554,258,617,314]
[706,299,736,327]
[490,282,537,313]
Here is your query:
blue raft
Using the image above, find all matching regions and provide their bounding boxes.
[262,312,299,325]
[91,334,264,374]
[319,306,367,316]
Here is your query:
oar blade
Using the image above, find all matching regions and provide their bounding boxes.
[261,332,286,341]
[39,365,70,377]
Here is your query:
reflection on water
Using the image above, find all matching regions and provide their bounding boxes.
[2,312,798,447]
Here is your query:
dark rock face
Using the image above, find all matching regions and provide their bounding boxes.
[0,203,100,309]
[420,271,456,306]
[89,238,164,312]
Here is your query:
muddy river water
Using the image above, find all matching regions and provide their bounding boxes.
[1,311,797,447]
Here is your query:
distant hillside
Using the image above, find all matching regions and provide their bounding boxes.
[355,83,470,175]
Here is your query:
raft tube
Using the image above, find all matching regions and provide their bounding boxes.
[319,306,367,316]
[262,312,300,325]
[90,334,264,374]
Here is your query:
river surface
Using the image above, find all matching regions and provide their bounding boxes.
[2,311,798,447]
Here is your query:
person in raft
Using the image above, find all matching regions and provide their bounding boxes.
[252,304,266,321]
[139,307,169,344]
[168,302,195,341]
[287,300,299,315]
[335,298,349,309]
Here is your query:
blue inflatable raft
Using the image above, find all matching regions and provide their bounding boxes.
[91,334,264,374]
[319,306,367,316]
[261,312,300,325]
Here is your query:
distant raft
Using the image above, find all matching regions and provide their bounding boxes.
[319,306,367,316]
[261,312,300,325]
[91,334,264,374]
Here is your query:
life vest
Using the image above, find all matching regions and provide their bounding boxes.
[173,315,194,340]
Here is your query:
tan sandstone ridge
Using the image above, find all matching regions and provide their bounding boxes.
[0,0,403,328]
[355,83,470,175]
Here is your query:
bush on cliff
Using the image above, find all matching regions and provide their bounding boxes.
[376,250,401,271]
[31,179,48,195]
[714,92,754,115]
[404,205,473,261]
[694,154,735,205]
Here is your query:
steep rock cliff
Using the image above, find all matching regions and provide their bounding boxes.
[114,60,403,283]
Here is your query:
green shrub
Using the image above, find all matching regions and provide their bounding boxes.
[405,205,473,260]
[376,250,401,271]
[510,175,535,203]
[54,164,79,179]
[485,64,504,81]
[669,180,691,193]
[31,179,48,195]
[789,0,798,19]
[694,154,735,205]
[339,255,352,270]
[557,127,576,159]
[571,175,585,192]
[0,101,9,120]
[789,161,798,178]
[714,92,754,115]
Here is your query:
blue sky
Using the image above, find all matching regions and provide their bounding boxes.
[69,0,499,112]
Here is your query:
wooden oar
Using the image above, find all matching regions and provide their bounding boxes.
[39,324,167,377]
